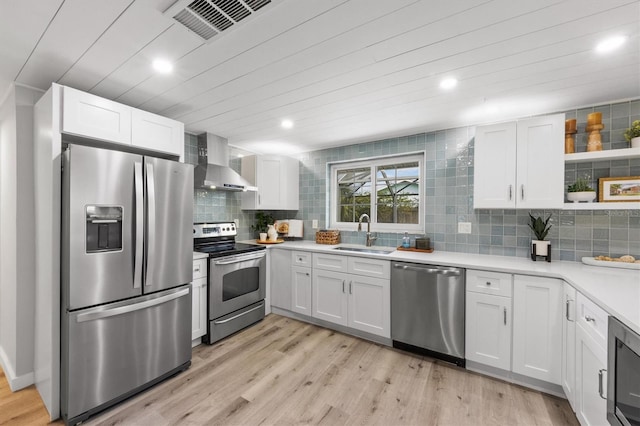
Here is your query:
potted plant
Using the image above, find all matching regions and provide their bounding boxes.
[528,213,552,260]
[251,211,274,240]
[624,120,640,148]
[567,177,596,203]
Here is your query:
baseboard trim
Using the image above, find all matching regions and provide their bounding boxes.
[0,345,35,391]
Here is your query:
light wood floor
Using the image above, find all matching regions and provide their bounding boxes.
[2,314,579,425]
[0,366,55,425]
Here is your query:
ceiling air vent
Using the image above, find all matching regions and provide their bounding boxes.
[166,0,272,41]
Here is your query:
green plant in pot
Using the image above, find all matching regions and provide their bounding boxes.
[567,177,596,203]
[251,211,274,240]
[624,120,640,148]
[528,213,552,260]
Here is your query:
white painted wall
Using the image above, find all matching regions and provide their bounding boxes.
[0,84,41,391]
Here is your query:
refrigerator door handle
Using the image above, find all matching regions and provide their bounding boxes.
[134,162,144,289]
[145,162,156,287]
[76,287,190,323]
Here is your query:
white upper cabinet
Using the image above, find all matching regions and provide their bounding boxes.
[474,114,564,209]
[63,86,131,145]
[241,155,299,210]
[131,109,184,158]
[62,86,184,159]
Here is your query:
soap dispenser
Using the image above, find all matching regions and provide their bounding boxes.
[402,232,410,248]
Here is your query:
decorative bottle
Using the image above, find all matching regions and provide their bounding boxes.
[402,232,410,248]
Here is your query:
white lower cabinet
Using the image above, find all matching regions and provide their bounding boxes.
[465,291,512,370]
[562,282,577,411]
[312,253,390,338]
[575,292,608,426]
[512,275,563,384]
[191,258,208,342]
[291,266,312,315]
[270,248,292,310]
[312,269,349,326]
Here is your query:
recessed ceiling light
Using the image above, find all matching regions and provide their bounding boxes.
[440,78,458,90]
[152,58,173,74]
[595,36,626,53]
[281,119,294,129]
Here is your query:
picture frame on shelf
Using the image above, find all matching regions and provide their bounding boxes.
[598,176,640,202]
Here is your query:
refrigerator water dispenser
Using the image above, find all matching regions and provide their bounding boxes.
[86,205,123,253]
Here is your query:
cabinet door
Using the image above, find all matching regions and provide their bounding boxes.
[562,282,577,411]
[465,292,511,370]
[512,275,562,384]
[269,248,292,310]
[312,270,348,326]
[347,275,390,338]
[575,323,608,426]
[241,155,299,210]
[473,121,517,209]
[131,109,184,158]
[62,86,131,144]
[191,278,207,340]
[291,266,312,316]
[515,114,564,209]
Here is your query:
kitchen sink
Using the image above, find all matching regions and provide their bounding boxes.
[333,246,395,255]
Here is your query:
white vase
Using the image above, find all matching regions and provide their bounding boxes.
[631,136,640,148]
[259,232,267,241]
[567,191,596,203]
[266,224,278,241]
[532,240,550,256]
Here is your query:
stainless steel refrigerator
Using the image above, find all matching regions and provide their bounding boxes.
[60,144,193,425]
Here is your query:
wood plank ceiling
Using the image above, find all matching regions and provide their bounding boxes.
[1,0,639,154]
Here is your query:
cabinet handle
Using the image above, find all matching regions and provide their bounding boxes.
[521,185,525,200]
[503,307,507,325]
[598,369,607,399]
[585,315,595,323]
[305,272,310,276]
[485,281,491,286]
[565,300,574,322]
[349,281,352,294]
[508,185,513,201]
[342,280,345,293]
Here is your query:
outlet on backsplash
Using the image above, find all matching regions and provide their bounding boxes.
[458,222,472,234]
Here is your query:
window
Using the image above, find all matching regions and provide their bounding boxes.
[330,153,424,232]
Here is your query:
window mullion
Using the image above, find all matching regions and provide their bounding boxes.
[370,165,377,224]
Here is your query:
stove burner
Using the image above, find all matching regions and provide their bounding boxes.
[193,222,265,258]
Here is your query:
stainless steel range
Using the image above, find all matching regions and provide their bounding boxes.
[193,222,266,344]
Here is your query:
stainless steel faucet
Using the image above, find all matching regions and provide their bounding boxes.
[358,213,377,246]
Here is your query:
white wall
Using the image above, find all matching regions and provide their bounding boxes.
[0,84,41,390]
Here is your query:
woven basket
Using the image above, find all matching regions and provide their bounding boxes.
[315,230,340,245]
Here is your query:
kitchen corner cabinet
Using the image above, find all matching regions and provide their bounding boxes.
[241,155,299,210]
[465,270,513,370]
[512,275,562,384]
[62,86,184,159]
[473,114,564,209]
[312,253,390,338]
[191,258,208,342]
[562,282,577,411]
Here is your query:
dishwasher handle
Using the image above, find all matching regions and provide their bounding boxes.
[393,263,462,276]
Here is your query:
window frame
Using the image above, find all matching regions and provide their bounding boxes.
[329,152,425,233]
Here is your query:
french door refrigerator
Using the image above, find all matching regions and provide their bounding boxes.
[61,144,193,425]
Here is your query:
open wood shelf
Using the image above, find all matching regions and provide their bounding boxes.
[562,202,640,210]
[564,147,640,163]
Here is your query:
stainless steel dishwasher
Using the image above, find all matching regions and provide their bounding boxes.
[391,262,465,367]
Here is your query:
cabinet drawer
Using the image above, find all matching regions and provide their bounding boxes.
[576,292,608,349]
[466,269,512,297]
[292,251,312,267]
[313,253,348,272]
[192,259,207,280]
[348,257,390,279]
[192,276,207,288]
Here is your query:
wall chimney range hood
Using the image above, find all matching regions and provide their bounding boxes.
[194,133,257,192]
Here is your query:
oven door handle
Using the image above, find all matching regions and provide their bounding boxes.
[213,251,266,265]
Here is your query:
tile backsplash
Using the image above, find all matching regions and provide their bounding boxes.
[188,99,640,261]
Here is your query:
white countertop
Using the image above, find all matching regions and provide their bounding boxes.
[252,240,640,335]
